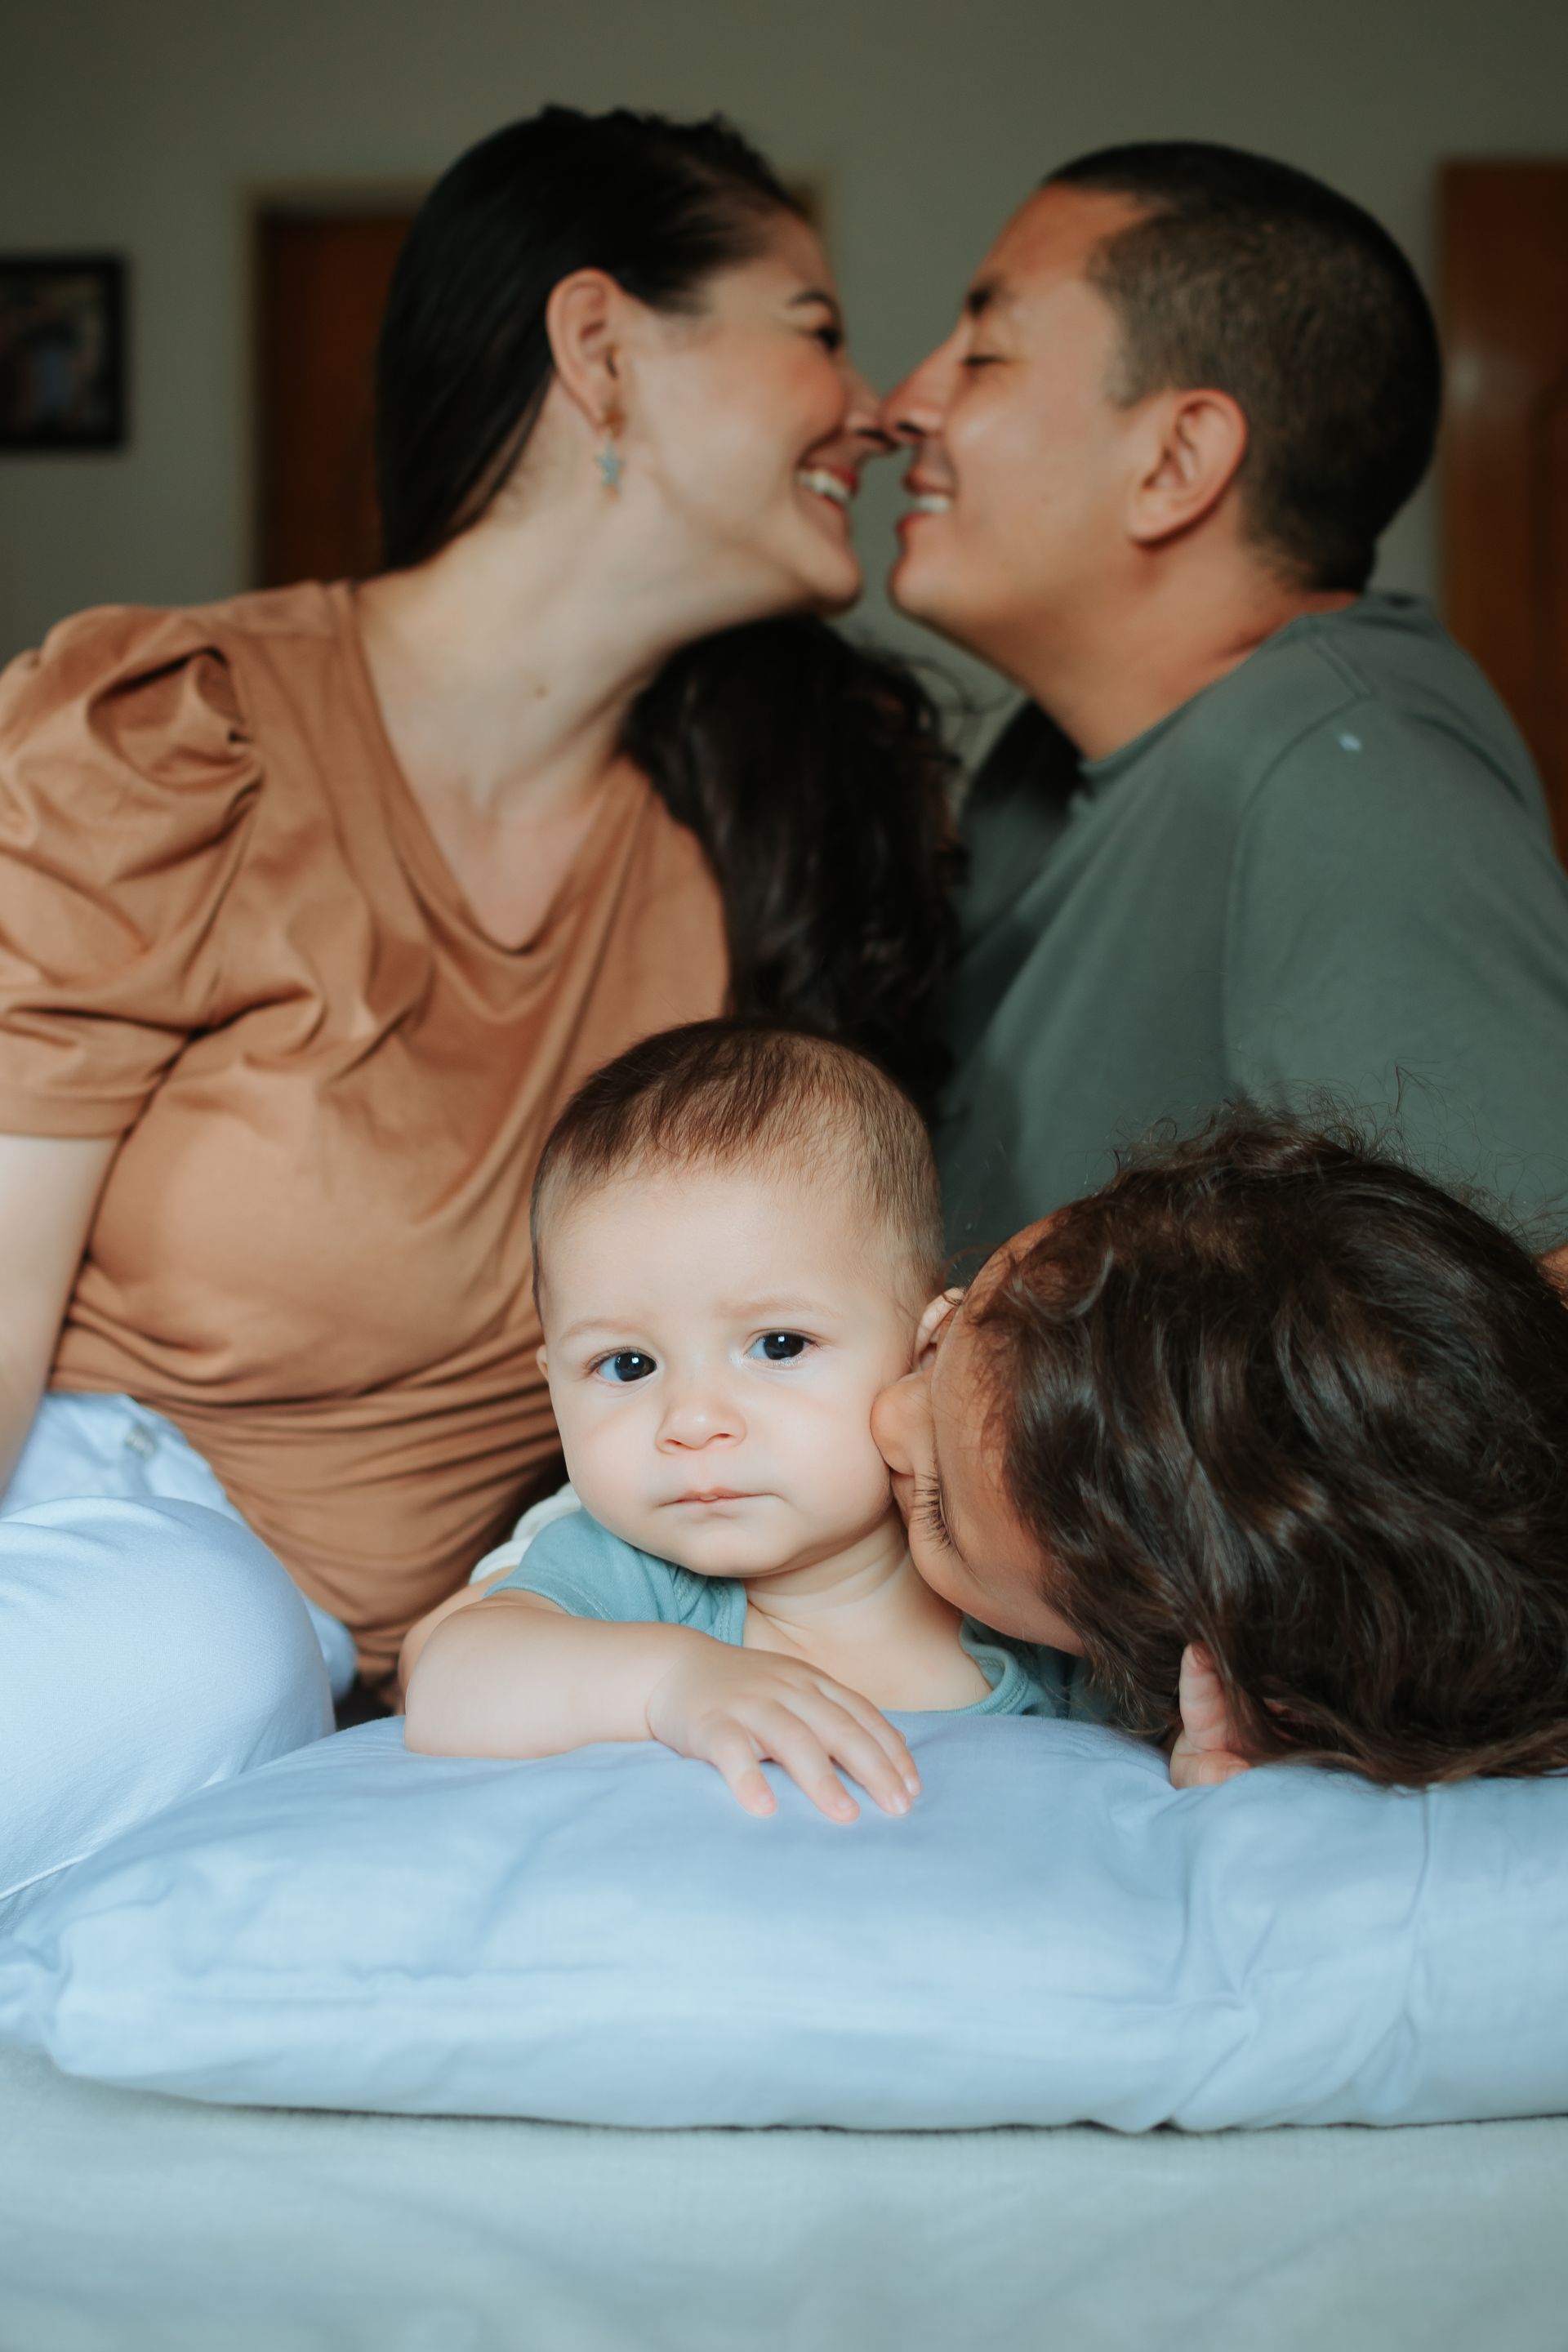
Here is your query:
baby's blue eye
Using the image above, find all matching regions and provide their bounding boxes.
[595,1351,657,1384]
[748,1332,809,1364]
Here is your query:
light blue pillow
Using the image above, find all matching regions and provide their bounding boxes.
[2,1715,1566,2132]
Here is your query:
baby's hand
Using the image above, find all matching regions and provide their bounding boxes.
[1169,1643,1254,1788]
[644,1642,921,1824]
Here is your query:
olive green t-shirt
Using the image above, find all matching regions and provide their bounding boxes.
[941,594,1568,1258]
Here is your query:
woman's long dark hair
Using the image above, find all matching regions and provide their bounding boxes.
[374,106,958,1112]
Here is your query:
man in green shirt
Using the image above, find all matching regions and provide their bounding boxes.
[880,144,1568,1257]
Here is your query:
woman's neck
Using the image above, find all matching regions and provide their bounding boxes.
[355,524,660,826]
[353,489,754,947]
[354,473,776,825]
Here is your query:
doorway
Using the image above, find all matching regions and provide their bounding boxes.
[1441,160,1568,854]
[253,196,421,590]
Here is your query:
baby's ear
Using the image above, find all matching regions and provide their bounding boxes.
[536,1343,549,1377]
[914,1287,964,1368]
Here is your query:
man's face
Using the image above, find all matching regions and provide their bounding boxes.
[881,185,1150,679]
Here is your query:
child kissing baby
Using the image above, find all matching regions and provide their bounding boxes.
[406,1018,1568,1801]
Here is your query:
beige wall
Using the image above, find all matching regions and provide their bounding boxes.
[2,0,1566,690]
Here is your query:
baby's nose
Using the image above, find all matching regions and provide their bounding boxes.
[657,1385,743,1449]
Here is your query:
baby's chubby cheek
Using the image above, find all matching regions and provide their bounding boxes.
[544,1405,646,1539]
[791,1401,898,1527]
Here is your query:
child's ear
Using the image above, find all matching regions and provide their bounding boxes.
[536,1343,549,1378]
[914,1287,964,1369]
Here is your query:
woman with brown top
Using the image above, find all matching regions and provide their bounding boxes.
[0,109,956,1898]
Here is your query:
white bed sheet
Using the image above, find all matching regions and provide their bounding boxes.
[2,2042,1564,2352]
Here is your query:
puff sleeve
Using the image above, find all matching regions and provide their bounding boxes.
[0,606,261,1136]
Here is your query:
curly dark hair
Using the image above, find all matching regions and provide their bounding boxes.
[975,1110,1568,1785]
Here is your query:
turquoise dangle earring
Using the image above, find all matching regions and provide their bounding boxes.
[596,413,624,494]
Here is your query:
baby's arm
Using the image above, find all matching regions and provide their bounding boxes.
[397,1566,514,1693]
[404,1593,920,1823]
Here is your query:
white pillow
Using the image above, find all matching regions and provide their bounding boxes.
[2,1714,1565,2132]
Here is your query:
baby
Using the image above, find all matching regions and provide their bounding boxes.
[402,1021,1100,1819]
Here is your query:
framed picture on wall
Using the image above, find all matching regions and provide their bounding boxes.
[0,256,127,452]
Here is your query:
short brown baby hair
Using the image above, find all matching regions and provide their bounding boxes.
[532,1021,945,1307]
[977,1109,1568,1787]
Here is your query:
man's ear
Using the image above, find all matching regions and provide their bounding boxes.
[1125,387,1249,548]
[544,269,626,436]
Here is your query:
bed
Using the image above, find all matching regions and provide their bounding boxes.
[3,2042,1566,2351]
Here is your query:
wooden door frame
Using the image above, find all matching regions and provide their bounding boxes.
[1439,155,1568,847]
[243,179,429,590]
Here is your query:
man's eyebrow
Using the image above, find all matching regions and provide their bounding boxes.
[788,287,843,322]
[964,276,1011,322]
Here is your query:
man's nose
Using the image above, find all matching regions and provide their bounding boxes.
[879,337,957,448]
[840,365,897,466]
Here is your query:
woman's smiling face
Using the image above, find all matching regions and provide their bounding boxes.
[621,210,885,622]
[870,1228,1085,1654]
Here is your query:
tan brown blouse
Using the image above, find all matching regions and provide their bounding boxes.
[0,583,728,1677]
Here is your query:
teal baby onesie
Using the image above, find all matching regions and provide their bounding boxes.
[489,1508,1099,1720]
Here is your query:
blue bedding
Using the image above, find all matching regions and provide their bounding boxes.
[3,1712,1566,2131]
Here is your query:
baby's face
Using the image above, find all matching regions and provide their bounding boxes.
[538,1164,918,1578]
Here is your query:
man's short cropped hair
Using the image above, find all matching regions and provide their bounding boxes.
[531,1020,945,1305]
[1048,141,1442,594]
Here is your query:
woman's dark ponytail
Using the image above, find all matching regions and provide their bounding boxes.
[373,106,959,1113]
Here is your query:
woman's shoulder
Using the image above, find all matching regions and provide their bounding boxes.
[5,577,341,702]
[0,583,345,813]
